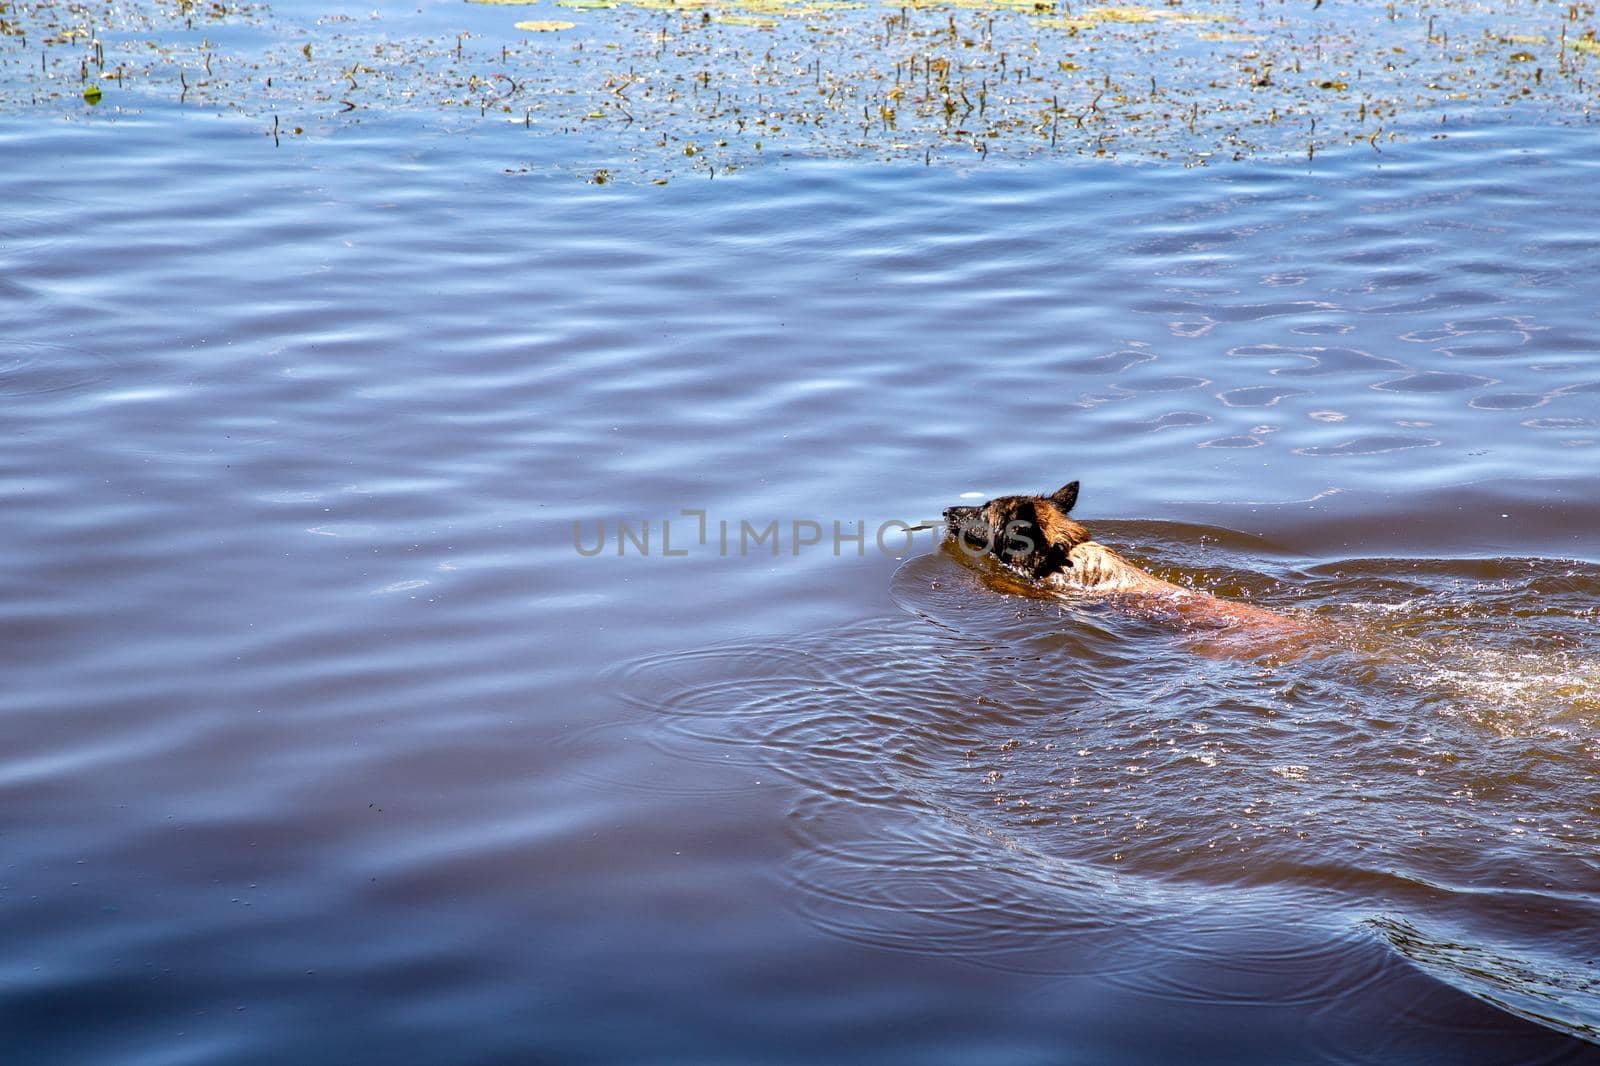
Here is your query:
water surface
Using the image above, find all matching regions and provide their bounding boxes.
[3,13,1600,1063]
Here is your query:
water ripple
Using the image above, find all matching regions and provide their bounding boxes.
[0,342,116,397]
[610,538,1600,1037]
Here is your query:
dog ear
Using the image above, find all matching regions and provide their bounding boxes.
[1051,481,1080,513]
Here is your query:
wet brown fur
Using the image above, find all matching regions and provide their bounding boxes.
[945,481,1316,655]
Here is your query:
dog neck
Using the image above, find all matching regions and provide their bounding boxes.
[1044,540,1190,596]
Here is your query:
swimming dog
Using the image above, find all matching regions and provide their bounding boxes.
[942,481,1312,648]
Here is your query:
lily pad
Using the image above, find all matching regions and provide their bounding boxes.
[514,18,578,29]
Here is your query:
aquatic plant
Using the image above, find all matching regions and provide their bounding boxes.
[2,0,1598,179]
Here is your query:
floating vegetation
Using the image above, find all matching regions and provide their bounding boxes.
[2,0,1599,180]
[1038,5,1228,29]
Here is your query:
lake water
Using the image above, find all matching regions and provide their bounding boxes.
[4,0,1600,1062]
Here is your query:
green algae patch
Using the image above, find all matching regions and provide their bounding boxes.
[1079,5,1225,24]
[738,0,866,12]
[548,0,865,18]
[951,0,1056,10]
[1037,5,1226,31]
[1079,6,1157,23]
[903,0,1055,10]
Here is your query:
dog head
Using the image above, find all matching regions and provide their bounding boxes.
[942,481,1090,582]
